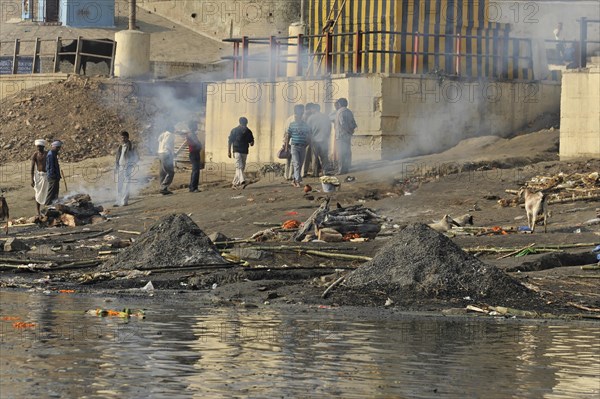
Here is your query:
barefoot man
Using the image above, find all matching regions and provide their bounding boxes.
[30,139,48,215]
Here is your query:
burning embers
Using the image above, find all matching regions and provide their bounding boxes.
[40,194,106,227]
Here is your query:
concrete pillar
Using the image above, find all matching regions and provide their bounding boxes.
[114,30,151,78]
[287,22,307,77]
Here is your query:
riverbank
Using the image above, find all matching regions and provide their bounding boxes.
[1,129,598,319]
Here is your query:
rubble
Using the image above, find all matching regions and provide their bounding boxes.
[101,213,226,271]
[0,76,149,164]
[342,224,540,306]
[499,171,600,207]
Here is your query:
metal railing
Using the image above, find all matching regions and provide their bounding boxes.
[0,36,116,75]
[222,29,534,80]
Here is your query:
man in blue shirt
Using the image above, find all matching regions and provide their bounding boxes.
[285,106,311,187]
[45,140,62,205]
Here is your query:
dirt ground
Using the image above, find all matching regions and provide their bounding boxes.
[1,122,599,318]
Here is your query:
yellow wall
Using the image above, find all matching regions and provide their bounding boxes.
[560,68,600,160]
[307,0,531,79]
[204,74,561,164]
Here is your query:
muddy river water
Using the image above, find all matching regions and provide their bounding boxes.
[1,291,599,398]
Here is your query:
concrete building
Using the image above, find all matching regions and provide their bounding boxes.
[204,0,564,164]
[20,0,115,27]
[559,67,600,160]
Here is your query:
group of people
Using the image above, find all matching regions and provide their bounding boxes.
[156,123,204,195]
[29,139,64,215]
[283,97,357,187]
[227,97,357,190]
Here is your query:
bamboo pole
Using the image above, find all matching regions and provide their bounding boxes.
[322,275,346,298]
[496,243,536,259]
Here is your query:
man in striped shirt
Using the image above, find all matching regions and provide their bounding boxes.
[285,105,311,187]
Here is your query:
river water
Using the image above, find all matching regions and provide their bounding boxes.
[1,291,599,398]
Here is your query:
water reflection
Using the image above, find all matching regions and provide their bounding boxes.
[1,291,598,398]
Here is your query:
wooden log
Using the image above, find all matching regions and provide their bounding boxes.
[60,213,81,227]
[293,198,330,242]
[117,230,141,235]
[317,228,343,242]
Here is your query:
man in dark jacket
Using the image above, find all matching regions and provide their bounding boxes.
[185,122,203,192]
[114,131,139,207]
[45,140,62,205]
[228,117,254,189]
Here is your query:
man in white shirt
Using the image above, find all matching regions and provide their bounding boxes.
[157,126,175,195]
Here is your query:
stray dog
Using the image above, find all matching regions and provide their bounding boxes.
[518,188,548,233]
[428,214,460,232]
[454,213,474,227]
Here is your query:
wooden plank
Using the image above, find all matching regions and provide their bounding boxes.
[54,37,61,73]
[74,36,83,74]
[12,39,19,74]
[32,38,40,73]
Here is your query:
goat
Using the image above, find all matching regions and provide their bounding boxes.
[454,213,474,227]
[428,214,460,232]
[0,191,8,234]
[519,188,547,233]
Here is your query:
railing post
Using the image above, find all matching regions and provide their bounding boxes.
[233,41,240,79]
[295,33,304,76]
[74,36,83,74]
[12,39,20,74]
[54,37,61,73]
[269,36,277,79]
[241,36,249,78]
[353,30,363,74]
[32,37,40,74]
[109,40,117,76]
[325,31,333,74]
[455,33,461,76]
[579,17,587,68]
[412,33,419,74]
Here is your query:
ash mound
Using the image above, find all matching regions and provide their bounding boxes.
[102,214,225,270]
[341,224,539,306]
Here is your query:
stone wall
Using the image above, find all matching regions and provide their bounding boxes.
[138,0,301,40]
[0,73,69,100]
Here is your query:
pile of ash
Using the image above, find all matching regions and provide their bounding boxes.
[340,223,540,307]
[102,214,226,271]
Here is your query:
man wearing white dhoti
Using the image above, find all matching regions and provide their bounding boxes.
[114,131,139,207]
[30,139,48,216]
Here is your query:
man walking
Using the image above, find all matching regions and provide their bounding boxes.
[306,103,332,177]
[283,104,304,181]
[45,140,62,205]
[286,106,311,187]
[228,117,254,189]
[333,98,357,175]
[184,123,203,193]
[157,125,175,195]
[30,139,48,215]
[114,131,139,207]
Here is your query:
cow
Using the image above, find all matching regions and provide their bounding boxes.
[59,38,114,75]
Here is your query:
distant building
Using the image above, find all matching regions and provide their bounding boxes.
[21,0,115,27]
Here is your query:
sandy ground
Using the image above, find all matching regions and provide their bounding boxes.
[1,129,599,317]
